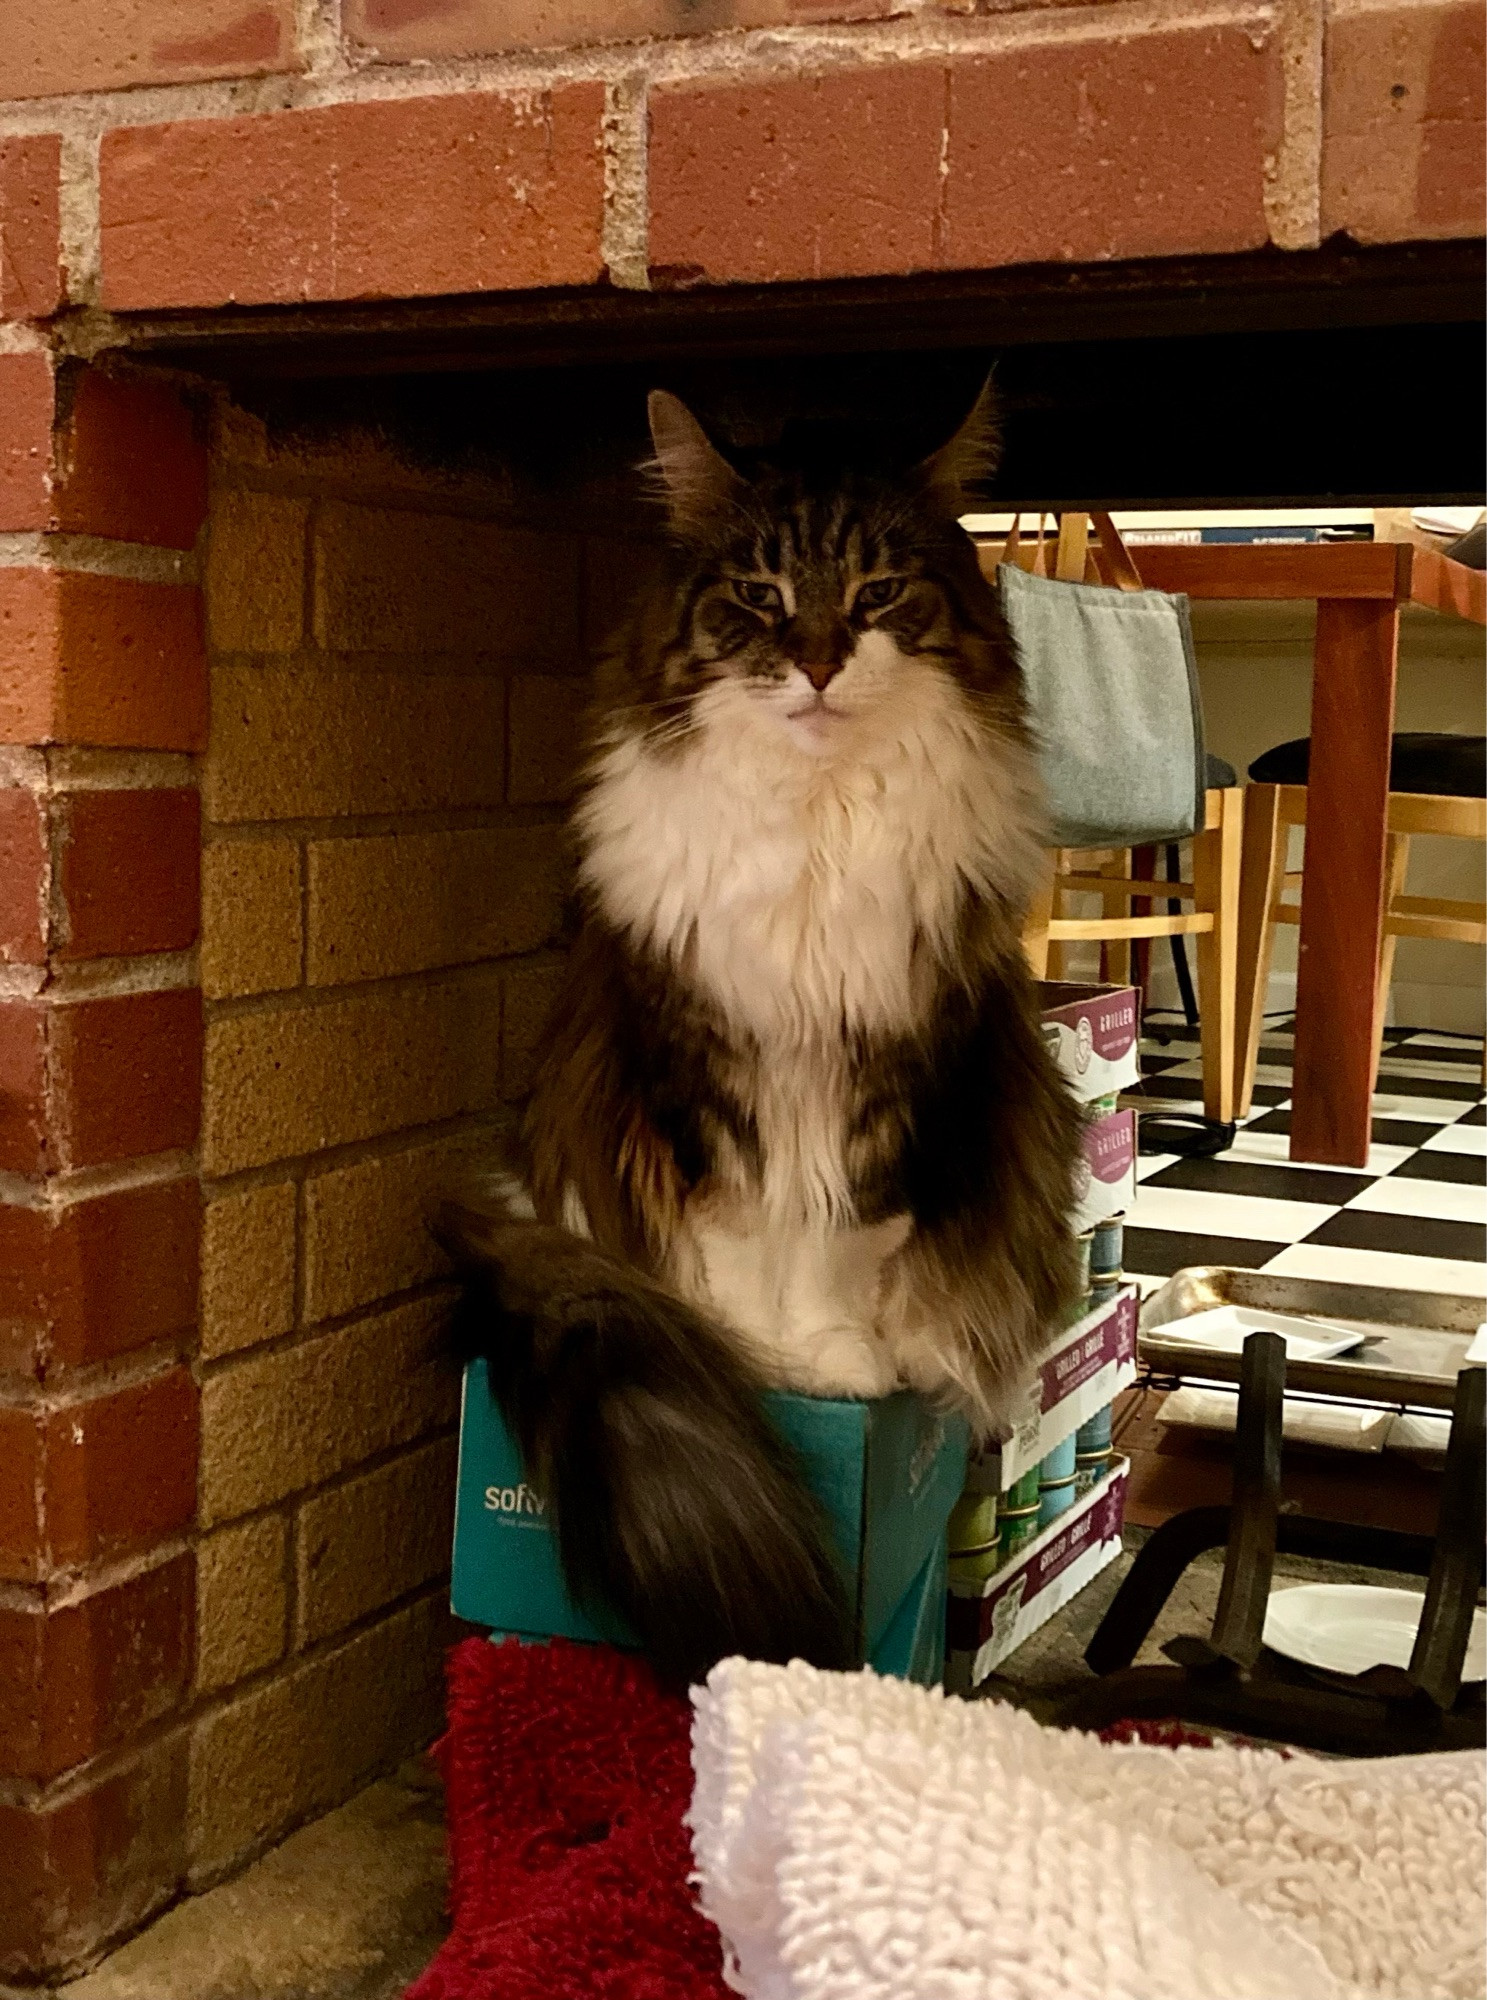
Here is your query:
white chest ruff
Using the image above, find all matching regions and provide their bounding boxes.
[576,645,1037,1396]
[578,647,1032,1054]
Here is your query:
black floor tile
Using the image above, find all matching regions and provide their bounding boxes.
[1456,1104,1487,1127]
[1369,1118,1461,1148]
[1132,1075,1289,1108]
[1372,1072,1484,1103]
[1387,1036,1487,1067]
[1123,1228,1289,1278]
[1241,1108,1449,1150]
[1138,1055,1192,1076]
[1303,1208,1487,1262]
[1141,1158,1366,1206]
[1390,1150,1487,1187]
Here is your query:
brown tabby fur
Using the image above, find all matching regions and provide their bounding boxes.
[442,386,1082,1687]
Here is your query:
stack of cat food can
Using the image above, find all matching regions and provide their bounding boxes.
[943,980,1141,1692]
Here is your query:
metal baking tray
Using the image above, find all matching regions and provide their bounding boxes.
[1140,1267,1485,1411]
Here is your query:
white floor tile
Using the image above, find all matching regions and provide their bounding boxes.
[1422,1122,1487,1157]
[1223,1128,1411,1176]
[1344,1177,1487,1226]
[1135,1154,1180,1181]
[1131,1185,1339,1244]
[1368,1093,1479,1125]
[1262,1242,1487,1298]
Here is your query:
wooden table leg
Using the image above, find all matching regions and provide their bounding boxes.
[1289,597,1399,1165]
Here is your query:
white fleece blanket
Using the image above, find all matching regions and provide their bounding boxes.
[688,1659,1485,2000]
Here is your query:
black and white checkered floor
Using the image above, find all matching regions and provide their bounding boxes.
[1126,1021,1487,1300]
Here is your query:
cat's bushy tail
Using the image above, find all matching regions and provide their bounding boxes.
[436,1199,853,1690]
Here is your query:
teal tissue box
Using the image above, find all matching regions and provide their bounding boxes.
[451,1360,968,1683]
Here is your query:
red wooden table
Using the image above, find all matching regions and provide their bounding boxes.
[1136,543,1486,1167]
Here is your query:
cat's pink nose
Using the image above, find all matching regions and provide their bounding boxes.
[802,660,843,693]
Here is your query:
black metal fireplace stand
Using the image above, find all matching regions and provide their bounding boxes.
[1055,1331,1486,1755]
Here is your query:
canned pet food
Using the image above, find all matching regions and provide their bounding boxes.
[1084,1092,1119,1121]
[948,1545,1003,1589]
[1038,1434,1078,1486]
[1007,1467,1041,1512]
[1090,1215,1124,1301]
[947,1490,1002,1587]
[1038,1477,1079,1529]
[1063,1229,1096,1327]
[947,1490,999,1554]
[1073,1449,1112,1497]
[1076,1405,1113,1454]
[998,1504,1042,1561]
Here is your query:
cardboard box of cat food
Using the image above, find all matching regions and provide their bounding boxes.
[968,1283,1139,1495]
[451,1374,968,1686]
[944,1456,1130,1693]
[1039,982,1141,1104]
[1071,1108,1136,1231]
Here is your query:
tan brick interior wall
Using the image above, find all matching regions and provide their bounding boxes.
[185,398,641,1884]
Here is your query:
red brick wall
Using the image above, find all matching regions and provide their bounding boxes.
[0,0,1481,1979]
[0,1,1481,330]
[0,359,205,1981]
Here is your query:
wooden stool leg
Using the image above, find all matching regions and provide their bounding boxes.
[1023,858,1056,978]
[1193,788,1242,1124]
[1234,785,1286,1119]
[1371,833,1411,1095]
[1130,844,1156,1006]
[1099,851,1133,987]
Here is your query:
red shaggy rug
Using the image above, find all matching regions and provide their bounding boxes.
[408,1637,1219,2000]
[406,1637,732,2000]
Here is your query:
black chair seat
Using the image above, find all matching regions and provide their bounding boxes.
[1206,754,1238,790]
[1248,732,1486,798]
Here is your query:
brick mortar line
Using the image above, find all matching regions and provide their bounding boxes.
[198,1424,458,1550]
[214,463,630,534]
[202,951,528,1023]
[0,0,1279,143]
[0,323,49,356]
[184,1595,450,1891]
[2,947,200,1003]
[51,747,199,792]
[3,1530,194,1613]
[207,644,578,677]
[0,1338,186,1416]
[189,1578,452,1731]
[199,1275,459,1385]
[1265,0,1325,248]
[601,70,650,292]
[0,1577,449,1820]
[0,1147,198,1212]
[202,803,569,843]
[217,937,566,1007]
[0,1327,191,1406]
[198,1106,509,1201]
[0,530,199,584]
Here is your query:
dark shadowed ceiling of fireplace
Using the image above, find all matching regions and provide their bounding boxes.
[131,238,1484,506]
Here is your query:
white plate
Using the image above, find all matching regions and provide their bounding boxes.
[1263,1582,1487,1680]
[1145,1304,1366,1361]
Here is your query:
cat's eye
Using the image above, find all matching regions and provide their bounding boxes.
[855,577,905,612]
[733,578,782,611]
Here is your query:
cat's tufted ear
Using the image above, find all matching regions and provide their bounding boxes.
[915,375,1000,516]
[646,390,746,534]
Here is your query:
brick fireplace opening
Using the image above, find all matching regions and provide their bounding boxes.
[1,2,1482,1983]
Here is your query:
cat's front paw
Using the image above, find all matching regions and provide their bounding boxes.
[784,1327,901,1403]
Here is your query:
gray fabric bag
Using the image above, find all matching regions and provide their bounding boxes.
[995,516,1207,849]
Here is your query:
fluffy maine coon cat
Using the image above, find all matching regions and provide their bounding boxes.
[442,387,1082,1685]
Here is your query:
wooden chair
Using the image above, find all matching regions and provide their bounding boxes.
[1235,769,1487,1118]
[1023,788,1244,1122]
